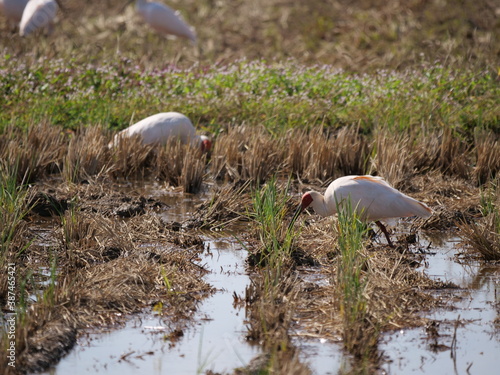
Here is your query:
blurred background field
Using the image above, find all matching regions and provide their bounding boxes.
[0,0,499,136]
[1,0,498,71]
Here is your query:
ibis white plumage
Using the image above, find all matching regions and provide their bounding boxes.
[291,175,432,246]
[111,112,211,153]
[132,0,196,43]
[19,0,59,36]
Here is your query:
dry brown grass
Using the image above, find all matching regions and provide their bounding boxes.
[109,133,156,178]
[474,132,500,185]
[370,130,414,187]
[458,215,500,261]
[292,244,445,348]
[364,248,443,328]
[60,209,132,268]
[63,125,110,183]
[332,126,371,177]
[211,126,283,184]
[209,123,489,193]
[371,128,474,189]
[109,136,207,193]
[0,220,30,319]
[241,133,283,184]
[127,213,206,251]
[0,122,67,183]
[212,125,372,185]
[187,181,252,230]
[433,128,471,179]
[293,218,339,261]
[1,120,495,197]
[286,126,371,182]
[210,128,242,181]
[155,140,207,193]
[0,124,209,192]
[407,172,480,230]
[458,178,500,261]
[245,273,299,345]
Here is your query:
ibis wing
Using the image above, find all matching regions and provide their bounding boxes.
[20,0,57,35]
[143,3,196,42]
[326,176,431,221]
[120,112,196,145]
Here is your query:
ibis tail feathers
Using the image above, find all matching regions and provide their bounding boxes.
[403,196,432,218]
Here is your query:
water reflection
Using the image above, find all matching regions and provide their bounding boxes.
[380,235,500,375]
[39,190,258,375]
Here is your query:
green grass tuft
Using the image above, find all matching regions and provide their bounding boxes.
[251,177,296,274]
[336,197,379,368]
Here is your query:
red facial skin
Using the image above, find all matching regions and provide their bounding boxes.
[301,192,313,210]
[201,139,212,153]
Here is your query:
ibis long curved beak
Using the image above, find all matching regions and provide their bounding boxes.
[288,203,303,232]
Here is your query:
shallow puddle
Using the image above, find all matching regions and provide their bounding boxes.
[41,237,259,375]
[39,188,260,375]
[380,235,500,374]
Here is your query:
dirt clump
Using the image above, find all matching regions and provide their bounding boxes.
[19,321,77,373]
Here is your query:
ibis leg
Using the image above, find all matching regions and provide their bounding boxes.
[375,221,394,247]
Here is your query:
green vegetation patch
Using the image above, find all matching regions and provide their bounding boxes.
[1,57,497,137]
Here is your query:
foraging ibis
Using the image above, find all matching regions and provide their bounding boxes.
[291,175,432,247]
[129,0,196,43]
[0,0,29,25]
[19,0,59,36]
[111,112,211,153]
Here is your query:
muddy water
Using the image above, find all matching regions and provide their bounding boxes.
[40,186,260,375]
[38,187,500,375]
[42,237,258,375]
[380,236,500,374]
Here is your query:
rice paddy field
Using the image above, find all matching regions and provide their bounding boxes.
[1,0,499,374]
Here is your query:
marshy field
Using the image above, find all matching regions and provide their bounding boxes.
[1,0,499,374]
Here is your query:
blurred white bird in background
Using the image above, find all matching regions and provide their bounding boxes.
[128,0,196,43]
[19,0,59,36]
[0,0,29,26]
[291,175,432,247]
[111,112,211,153]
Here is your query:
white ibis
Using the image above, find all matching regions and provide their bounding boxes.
[0,0,29,25]
[129,0,196,43]
[19,0,59,36]
[291,175,432,247]
[111,112,211,153]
